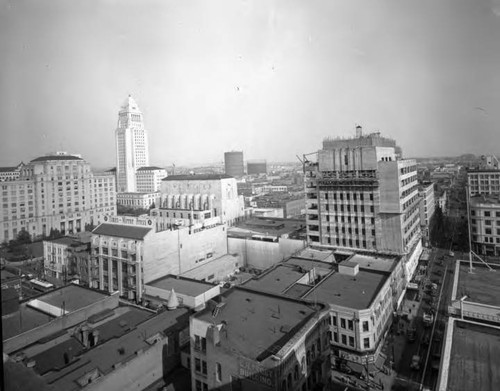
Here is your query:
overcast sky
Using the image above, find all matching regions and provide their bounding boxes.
[1,0,500,168]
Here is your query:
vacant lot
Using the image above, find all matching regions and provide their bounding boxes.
[447,322,500,391]
[457,263,500,306]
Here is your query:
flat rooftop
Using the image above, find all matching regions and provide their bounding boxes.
[34,284,110,313]
[2,285,110,341]
[469,194,500,206]
[229,217,305,237]
[295,247,335,262]
[446,321,500,391]
[147,275,215,296]
[284,257,335,272]
[92,223,152,240]
[346,253,397,273]
[457,262,500,307]
[42,307,190,390]
[304,269,389,310]
[195,287,323,361]
[45,236,85,247]
[2,304,55,340]
[244,265,305,295]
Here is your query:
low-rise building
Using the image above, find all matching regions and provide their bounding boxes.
[243,251,401,368]
[228,217,307,270]
[2,283,191,391]
[158,174,246,227]
[144,274,221,310]
[190,286,330,391]
[43,236,92,284]
[91,216,236,302]
[116,191,160,210]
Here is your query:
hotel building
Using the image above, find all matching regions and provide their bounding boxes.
[0,152,115,243]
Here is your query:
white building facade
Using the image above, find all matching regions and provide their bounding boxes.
[418,182,435,243]
[136,166,167,193]
[0,153,116,243]
[115,95,149,193]
[156,174,246,227]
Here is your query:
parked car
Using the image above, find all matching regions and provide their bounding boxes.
[410,355,421,370]
[423,312,434,327]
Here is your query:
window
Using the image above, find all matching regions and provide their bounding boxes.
[195,380,208,391]
[195,358,201,372]
[348,336,355,347]
[485,211,491,217]
[347,320,353,330]
[362,321,369,332]
[202,360,207,375]
[194,335,206,352]
[486,220,492,226]
[331,316,337,326]
[341,334,347,345]
[333,332,338,342]
[340,318,346,329]
[364,338,370,349]
[486,228,492,235]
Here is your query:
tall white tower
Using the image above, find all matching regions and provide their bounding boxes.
[115,95,149,192]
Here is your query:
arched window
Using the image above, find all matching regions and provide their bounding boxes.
[307,350,311,365]
[287,373,292,389]
[311,344,316,359]
[281,379,287,391]
[294,364,299,380]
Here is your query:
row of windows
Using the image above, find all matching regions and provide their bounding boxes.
[322,192,374,201]
[472,235,500,244]
[322,226,376,236]
[471,210,500,218]
[330,316,370,331]
[321,204,375,214]
[331,332,370,348]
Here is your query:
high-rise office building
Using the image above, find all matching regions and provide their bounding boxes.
[304,126,422,281]
[224,151,244,177]
[247,159,267,175]
[115,95,149,192]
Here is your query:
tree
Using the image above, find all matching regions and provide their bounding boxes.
[16,229,32,245]
[84,223,96,232]
[48,228,63,240]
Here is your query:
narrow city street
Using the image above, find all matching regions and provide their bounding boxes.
[387,247,456,391]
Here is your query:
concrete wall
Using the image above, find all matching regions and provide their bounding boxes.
[88,332,181,391]
[4,292,119,354]
[379,214,403,253]
[144,284,220,309]
[228,237,306,270]
[143,225,228,283]
[180,254,241,283]
[378,161,401,213]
